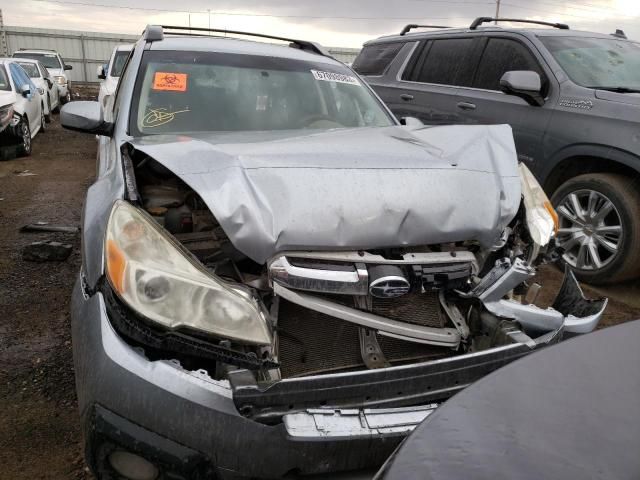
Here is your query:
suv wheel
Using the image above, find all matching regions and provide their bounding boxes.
[16,117,32,157]
[551,173,640,284]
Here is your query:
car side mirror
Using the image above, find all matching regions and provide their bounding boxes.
[60,101,113,137]
[97,64,106,80]
[64,64,73,71]
[500,71,544,107]
[400,116,424,128]
[19,84,31,97]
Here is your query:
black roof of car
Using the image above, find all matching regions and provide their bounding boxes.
[377,320,640,480]
[367,25,634,45]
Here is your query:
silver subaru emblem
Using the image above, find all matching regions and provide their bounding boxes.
[369,276,411,299]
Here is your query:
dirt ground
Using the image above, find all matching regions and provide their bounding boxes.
[1,91,639,479]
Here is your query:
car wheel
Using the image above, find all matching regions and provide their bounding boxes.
[551,173,640,284]
[62,91,72,104]
[45,96,52,123]
[16,117,32,157]
[40,105,46,133]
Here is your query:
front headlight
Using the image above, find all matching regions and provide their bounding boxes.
[519,163,559,246]
[54,76,66,86]
[0,104,14,129]
[105,200,272,345]
[37,87,45,95]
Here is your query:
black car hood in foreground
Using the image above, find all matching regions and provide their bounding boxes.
[377,320,640,480]
[130,124,520,263]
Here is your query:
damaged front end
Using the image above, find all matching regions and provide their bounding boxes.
[100,139,606,440]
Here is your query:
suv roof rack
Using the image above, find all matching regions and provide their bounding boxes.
[142,25,333,58]
[399,24,452,36]
[470,17,570,30]
[611,29,627,39]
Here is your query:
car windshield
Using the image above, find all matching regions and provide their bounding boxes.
[0,65,10,91]
[15,52,62,70]
[16,62,40,78]
[131,50,394,135]
[110,50,130,78]
[540,36,640,90]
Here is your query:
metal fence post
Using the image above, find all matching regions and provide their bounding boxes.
[0,9,8,57]
[79,34,88,82]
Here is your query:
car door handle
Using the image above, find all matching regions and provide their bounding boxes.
[400,94,414,101]
[457,101,476,111]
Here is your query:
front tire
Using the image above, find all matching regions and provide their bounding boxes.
[40,104,46,133]
[551,173,640,284]
[45,96,52,123]
[16,117,32,157]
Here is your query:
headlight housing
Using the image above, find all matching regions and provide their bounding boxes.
[37,87,45,96]
[105,200,272,345]
[519,163,559,247]
[0,104,14,130]
[54,76,66,86]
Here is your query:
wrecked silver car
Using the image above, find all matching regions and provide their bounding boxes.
[62,25,606,480]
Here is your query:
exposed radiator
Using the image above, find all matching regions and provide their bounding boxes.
[277,298,452,378]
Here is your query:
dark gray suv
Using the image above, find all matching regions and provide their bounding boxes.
[355,17,640,284]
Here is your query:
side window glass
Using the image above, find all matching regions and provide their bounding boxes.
[415,38,477,87]
[474,38,546,91]
[352,43,404,76]
[109,49,134,123]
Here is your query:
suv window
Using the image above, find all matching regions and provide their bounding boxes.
[14,52,62,70]
[413,38,477,87]
[352,43,404,76]
[474,38,545,91]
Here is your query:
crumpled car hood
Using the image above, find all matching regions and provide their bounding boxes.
[130,124,521,264]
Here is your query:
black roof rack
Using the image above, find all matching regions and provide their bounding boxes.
[470,17,569,30]
[142,25,332,58]
[399,24,452,36]
[611,29,627,39]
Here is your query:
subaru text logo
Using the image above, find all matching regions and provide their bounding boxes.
[369,277,410,299]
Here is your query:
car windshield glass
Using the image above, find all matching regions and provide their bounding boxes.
[131,50,394,135]
[15,53,62,69]
[0,66,10,91]
[540,36,640,89]
[110,50,130,78]
[16,62,40,78]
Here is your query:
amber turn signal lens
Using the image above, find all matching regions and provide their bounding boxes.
[106,239,127,293]
[544,201,560,235]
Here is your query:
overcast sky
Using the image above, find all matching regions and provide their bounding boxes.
[3,0,640,47]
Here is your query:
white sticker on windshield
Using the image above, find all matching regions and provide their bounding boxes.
[311,70,361,86]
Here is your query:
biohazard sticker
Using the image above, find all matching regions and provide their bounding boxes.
[311,70,360,86]
[153,72,188,92]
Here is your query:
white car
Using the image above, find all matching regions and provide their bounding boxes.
[12,49,73,104]
[14,58,60,123]
[0,59,44,157]
[97,44,132,107]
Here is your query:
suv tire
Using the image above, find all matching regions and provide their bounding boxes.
[551,173,640,284]
[45,96,52,123]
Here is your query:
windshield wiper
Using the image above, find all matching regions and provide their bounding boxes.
[586,86,640,94]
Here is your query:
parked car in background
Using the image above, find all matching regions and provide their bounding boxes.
[12,48,73,104]
[61,25,606,480]
[355,18,640,284]
[97,44,133,107]
[0,59,44,157]
[14,57,60,122]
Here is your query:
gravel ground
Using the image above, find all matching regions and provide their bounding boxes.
[0,94,639,478]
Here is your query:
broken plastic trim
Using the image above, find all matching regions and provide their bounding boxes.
[472,258,607,334]
[273,283,461,348]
